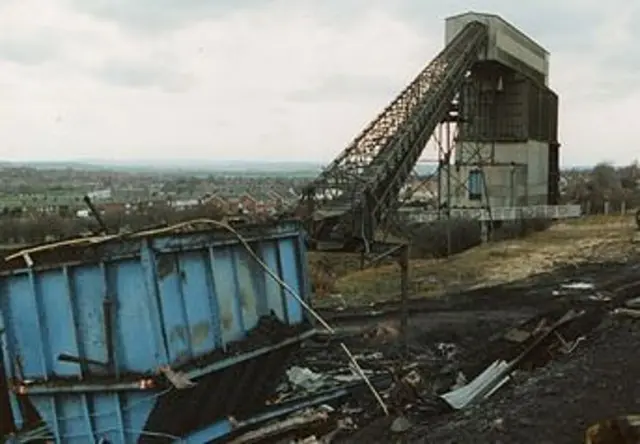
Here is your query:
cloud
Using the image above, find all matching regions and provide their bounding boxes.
[70,0,272,32]
[97,58,195,93]
[0,34,59,66]
[0,0,637,167]
[287,74,399,103]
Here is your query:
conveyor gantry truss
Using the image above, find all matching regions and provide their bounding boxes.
[300,21,488,250]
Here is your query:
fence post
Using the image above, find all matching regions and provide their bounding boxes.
[480,221,490,243]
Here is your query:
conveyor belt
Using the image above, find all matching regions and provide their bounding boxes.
[303,21,488,248]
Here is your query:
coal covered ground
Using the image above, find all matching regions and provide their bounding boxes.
[412,316,640,443]
[312,259,640,444]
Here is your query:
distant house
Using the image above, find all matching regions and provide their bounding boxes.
[402,177,438,203]
[197,189,296,217]
[239,193,258,213]
[87,188,112,201]
[267,190,287,210]
[172,199,200,211]
[76,209,91,218]
[98,202,126,214]
[202,195,233,213]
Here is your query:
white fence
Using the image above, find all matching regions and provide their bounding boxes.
[399,204,583,222]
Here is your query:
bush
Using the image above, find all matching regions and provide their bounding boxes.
[0,205,226,245]
[390,219,482,258]
[492,218,552,241]
[389,217,551,259]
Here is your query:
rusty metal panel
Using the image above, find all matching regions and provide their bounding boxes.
[527,81,558,143]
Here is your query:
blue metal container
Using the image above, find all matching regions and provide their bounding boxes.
[0,220,314,443]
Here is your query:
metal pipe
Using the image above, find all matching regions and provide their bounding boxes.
[399,244,410,358]
[446,121,452,257]
[83,195,108,234]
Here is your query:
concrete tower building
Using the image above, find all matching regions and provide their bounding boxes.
[443,12,560,209]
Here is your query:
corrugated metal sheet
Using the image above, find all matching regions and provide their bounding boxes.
[143,335,308,441]
[460,65,529,143]
[0,352,15,436]
[440,359,511,409]
[548,142,560,205]
[528,81,558,143]
[0,221,309,380]
[460,67,557,145]
[0,220,314,443]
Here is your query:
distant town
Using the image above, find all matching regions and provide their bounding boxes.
[0,163,313,218]
[0,161,439,219]
[0,160,637,247]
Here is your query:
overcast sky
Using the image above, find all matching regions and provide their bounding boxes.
[0,0,637,166]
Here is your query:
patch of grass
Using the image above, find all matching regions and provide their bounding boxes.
[565,213,633,226]
[314,216,638,308]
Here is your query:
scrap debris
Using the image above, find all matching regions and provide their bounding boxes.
[286,367,326,392]
[441,359,511,410]
[158,366,196,389]
[613,307,640,319]
[228,407,333,444]
[585,415,640,444]
[441,308,587,410]
[260,307,592,441]
[289,301,630,442]
[625,297,640,308]
[218,268,640,443]
[553,280,614,302]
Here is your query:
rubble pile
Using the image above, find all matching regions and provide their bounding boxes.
[224,270,640,444]
[416,314,640,444]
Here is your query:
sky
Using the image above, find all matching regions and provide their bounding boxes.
[0,0,637,167]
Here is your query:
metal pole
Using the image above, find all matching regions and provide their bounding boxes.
[83,195,108,234]
[399,244,410,357]
[438,124,444,218]
[446,122,452,257]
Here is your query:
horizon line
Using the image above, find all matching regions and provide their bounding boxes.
[0,158,617,167]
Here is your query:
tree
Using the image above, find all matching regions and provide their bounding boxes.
[619,160,640,190]
[559,162,640,214]
[585,163,622,213]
